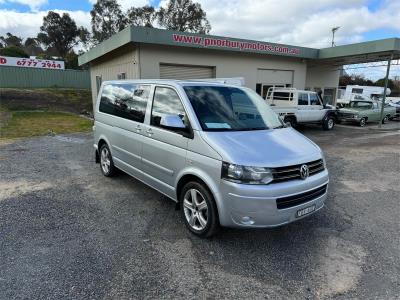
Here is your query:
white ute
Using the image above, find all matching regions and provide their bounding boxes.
[265,87,337,130]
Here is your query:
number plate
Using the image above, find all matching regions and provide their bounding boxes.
[296,205,316,218]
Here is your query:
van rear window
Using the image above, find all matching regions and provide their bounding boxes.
[99,83,150,123]
[273,92,292,101]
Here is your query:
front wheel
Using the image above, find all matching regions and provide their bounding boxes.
[322,116,335,130]
[359,117,367,127]
[382,115,389,124]
[180,181,219,238]
[284,117,297,128]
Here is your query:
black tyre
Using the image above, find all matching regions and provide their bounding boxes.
[180,181,219,238]
[359,117,367,127]
[322,116,335,130]
[99,144,116,177]
[382,115,389,124]
[284,117,297,128]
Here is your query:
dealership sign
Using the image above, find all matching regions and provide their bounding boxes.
[172,34,301,56]
[0,56,65,69]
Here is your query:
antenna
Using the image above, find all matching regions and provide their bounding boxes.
[331,26,340,47]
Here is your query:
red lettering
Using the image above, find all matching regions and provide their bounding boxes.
[0,57,6,64]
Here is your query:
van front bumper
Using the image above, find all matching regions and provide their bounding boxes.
[216,170,329,228]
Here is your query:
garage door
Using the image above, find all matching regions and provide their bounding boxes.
[160,64,215,80]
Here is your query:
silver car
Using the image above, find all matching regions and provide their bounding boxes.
[94,80,329,237]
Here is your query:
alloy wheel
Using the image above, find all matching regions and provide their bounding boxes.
[101,147,111,174]
[183,189,209,231]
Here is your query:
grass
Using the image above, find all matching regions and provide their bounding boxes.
[0,111,93,139]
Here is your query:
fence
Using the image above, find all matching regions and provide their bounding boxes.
[0,66,91,89]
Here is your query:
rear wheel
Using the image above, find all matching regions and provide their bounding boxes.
[322,116,335,130]
[180,181,219,238]
[100,144,116,177]
[359,117,367,127]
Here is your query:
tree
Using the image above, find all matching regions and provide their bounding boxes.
[23,38,44,56]
[37,11,85,58]
[0,33,23,47]
[157,0,211,34]
[339,74,373,86]
[0,45,29,58]
[90,0,127,44]
[375,78,395,90]
[127,5,156,27]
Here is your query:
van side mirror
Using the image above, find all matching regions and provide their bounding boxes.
[160,114,186,129]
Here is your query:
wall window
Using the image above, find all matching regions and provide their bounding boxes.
[298,93,309,105]
[151,87,188,130]
[99,83,150,123]
[352,88,363,94]
[117,73,126,80]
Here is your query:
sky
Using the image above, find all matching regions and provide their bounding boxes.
[0,0,399,80]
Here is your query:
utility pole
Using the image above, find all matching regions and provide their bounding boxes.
[378,54,393,128]
[331,27,340,47]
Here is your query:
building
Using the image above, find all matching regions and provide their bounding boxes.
[78,26,400,107]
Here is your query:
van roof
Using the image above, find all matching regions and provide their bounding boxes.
[102,79,237,87]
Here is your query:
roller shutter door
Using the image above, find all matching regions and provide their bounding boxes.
[160,64,215,80]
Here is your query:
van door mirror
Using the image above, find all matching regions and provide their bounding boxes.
[160,114,186,129]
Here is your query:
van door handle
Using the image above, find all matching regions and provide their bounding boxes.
[146,128,153,136]
[136,125,141,132]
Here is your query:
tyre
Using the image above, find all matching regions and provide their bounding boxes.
[322,116,335,130]
[284,117,297,128]
[99,143,116,177]
[359,117,367,127]
[180,181,219,237]
[382,115,389,124]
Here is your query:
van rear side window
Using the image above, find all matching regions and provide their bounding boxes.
[99,83,150,123]
[273,92,292,101]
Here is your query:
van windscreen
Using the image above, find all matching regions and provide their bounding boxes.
[183,86,283,131]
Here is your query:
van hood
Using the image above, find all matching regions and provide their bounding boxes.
[200,128,322,167]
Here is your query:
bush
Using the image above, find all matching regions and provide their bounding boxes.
[0,45,29,58]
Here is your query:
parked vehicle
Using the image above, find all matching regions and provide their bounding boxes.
[336,93,371,108]
[337,85,391,102]
[388,99,400,118]
[94,80,329,237]
[265,87,337,130]
[338,100,396,126]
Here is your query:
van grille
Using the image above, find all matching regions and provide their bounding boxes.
[271,159,324,183]
[276,184,327,209]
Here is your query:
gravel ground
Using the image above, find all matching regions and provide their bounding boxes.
[0,126,399,299]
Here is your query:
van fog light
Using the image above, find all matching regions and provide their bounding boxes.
[241,216,255,225]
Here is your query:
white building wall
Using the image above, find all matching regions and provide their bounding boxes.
[305,65,340,102]
[138,44,308,91]
[89,44,139,107]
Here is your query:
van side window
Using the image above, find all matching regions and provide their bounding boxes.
[99,83,150,123]
[273,92,292,101]
[309,93,320,105]
[298,93,309,105]
[151,87,188,130]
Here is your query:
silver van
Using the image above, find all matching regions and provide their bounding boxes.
[94,80,329,237]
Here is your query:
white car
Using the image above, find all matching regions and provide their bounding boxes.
[265,88,337,130]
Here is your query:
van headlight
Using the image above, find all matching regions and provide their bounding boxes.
[221,162,273,184]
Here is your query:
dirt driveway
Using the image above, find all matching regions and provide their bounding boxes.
[0,126,399,299]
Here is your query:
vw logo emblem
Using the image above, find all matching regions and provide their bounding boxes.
[300,164,309,180]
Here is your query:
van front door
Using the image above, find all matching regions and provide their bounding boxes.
[140,86,190,199]
[306,93,326,122]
